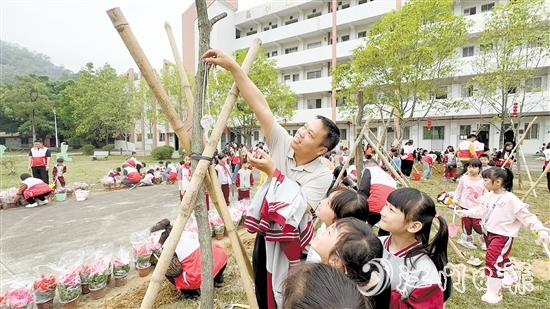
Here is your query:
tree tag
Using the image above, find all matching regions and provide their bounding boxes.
[200,115,214,129]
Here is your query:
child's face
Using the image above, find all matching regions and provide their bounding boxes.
[184,157,191,165]
[311,223,341,262]
[315,192,338,226]
[480,157,489,166]
[379,202,409,234]
[483,177,502,191]
[467,165,480,175]
[57,162,63,165]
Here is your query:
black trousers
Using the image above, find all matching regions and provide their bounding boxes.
[366,212,389,236]
[253,234,268,309]
[546,171,550,193]
[32,166,49,184]
[26,193,48,204]
[401,160,413,177]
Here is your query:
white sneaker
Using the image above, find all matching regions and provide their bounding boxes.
[26,203,38,208]
[457,238,477,249]
[38,199,49,205]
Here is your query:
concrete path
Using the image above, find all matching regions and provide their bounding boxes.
[0,179,254,282]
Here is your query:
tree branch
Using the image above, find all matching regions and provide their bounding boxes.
[210,12,227,27]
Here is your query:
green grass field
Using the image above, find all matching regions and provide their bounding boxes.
[2,153,548,308]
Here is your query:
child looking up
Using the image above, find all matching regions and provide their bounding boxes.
[378,187,452,308]
[454,159,487,250]
[457,168,550,304]
[235,161,254,200]
[311,217,391,309]
[308,187,369,262]
[52,158,67,189]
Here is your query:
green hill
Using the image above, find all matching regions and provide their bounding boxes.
[0,40,76,83]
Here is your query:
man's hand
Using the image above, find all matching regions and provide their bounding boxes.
[247,149,275,179]
[45,166,49,171]
[202,49,239,72]
[28,166,31,171]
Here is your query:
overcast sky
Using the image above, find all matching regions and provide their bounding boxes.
[1,0,265,74]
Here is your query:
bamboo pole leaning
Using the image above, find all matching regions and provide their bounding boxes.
[363,129,407,187]
[519,147,537,197]
[362,129,466,261]
[165,21,254,279]
[500,116,538,169]
[106,8,259,308]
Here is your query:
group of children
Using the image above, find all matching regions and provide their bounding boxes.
[281,162,549,308]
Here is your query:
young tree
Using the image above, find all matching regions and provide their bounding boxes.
[470,0,550,147]
[208,48,296,145]
[333,0,470,147]
[1,74,53,141]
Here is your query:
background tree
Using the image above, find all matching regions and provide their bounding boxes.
[333,0,470,147]
[208,48,296,145]
[61,63,134,145]
[470,0,550,147]
[1,74,53,141]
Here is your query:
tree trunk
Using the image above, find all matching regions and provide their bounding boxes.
[194,1,219,307]
[32,109,36,142]
[355,90,365,186]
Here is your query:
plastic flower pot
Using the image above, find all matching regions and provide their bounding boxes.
[89,286,106,300]
[55,192,67,202]
[61,298,78,309]
[81,283,90,294]
[138,266,150,277]
[36,298,54,309]
[115,276,128,287]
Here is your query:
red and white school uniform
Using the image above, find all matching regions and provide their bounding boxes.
[474,141,485,158]
[380,236,444,309]
[357,165,396,214]
[52,164,67,188]
[457,140,475,161]
[22,177,53,200]
[29,146,50,167]
[173,231,228,290]
[124,166,141,183]
[235,168,254,200]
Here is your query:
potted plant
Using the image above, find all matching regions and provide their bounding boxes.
[134,244,152,277]
[88,257,109,300]
[33,272,56,309]
[56,271,81,309]
[113,246,131,287]
[4,287,34,309]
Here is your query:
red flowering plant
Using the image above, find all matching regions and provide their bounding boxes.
[32,265,57,304]
[131,230,152,269]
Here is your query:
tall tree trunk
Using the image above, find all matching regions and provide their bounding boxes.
[355,90,365,186]
[32,109,36,142]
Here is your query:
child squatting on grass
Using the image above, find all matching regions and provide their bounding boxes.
[457,167,550,304]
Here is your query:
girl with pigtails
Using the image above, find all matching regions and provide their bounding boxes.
[378,187,452,308]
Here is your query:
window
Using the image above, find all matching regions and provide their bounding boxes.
[307,41,322,49]
[526,77,542,92]
[307,70,322,79]
[235,29,241,39]
[462,46,474,57]
[285,46,298,54]
[459,125,471,140]
[292,73,299,81]
[136,134,142,142]
[147,133,152,140]
[423,126,445,140]
[508,85,517,94]
[254,131,260,141]
[403,127,410,140]
[246,28,257,36]
[339,129,347,140]
[284,75,291,82]
[359,0,369,4]
[271,51,278,57]
[341,3,350,9]
[340,35,350,42]
[435,86,448,99]
[357,31,367,39]
[461,85,474,97]
[464,7,476,16]
[307,99,322,109]
[307,9,322,19]
[159,133,165,142]
[524,123,539,139]
[481,3,495,12]
[285,16,298,25]
[263,26,270,31]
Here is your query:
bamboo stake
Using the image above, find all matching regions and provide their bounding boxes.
[519,146,537,197]
[165,20,254,279]
[164,22,193,124]
[367,127,411,186]
[332,115,372,190]
[106,8,259,308]
[361,129,466,260]
[363,129,407,187]
[500,116,538,168]
[520,162,550,259]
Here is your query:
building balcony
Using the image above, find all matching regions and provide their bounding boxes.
[287,76,332,95]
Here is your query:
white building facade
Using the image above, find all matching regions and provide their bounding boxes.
[177,0,550,154]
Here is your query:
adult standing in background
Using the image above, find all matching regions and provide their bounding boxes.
[540,143,550,192]
[456,134,477,177]
[400,139,415,177]
[28,138,50,184]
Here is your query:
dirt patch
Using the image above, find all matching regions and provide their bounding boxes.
[76,228,255,309]
[531,259,550,281]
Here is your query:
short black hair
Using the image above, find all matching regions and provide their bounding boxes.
[467,134,477,139]
[34,139,43,143]
[316,115,340,153]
